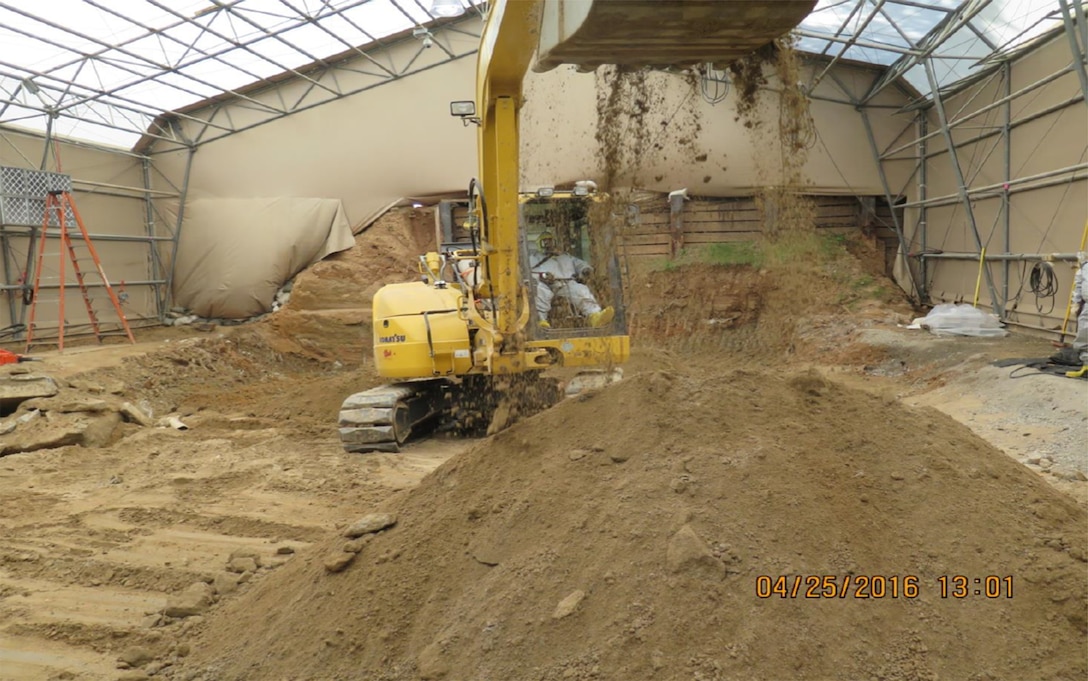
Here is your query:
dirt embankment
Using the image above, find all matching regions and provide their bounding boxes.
[1,206,1085,681]
[178,360,1087,681]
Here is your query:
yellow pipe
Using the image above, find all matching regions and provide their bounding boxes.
[972,247,986,308]
[1058,219,1088,341]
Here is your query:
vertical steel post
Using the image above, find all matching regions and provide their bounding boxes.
[1058,0,1088,101]
[0,223,14,327]
[142,156,165,321]
[164,147,196,313]
[1001,63,1012,314]
[923,59,1001,315]
[859,107,920,301]
[917,112,929,300]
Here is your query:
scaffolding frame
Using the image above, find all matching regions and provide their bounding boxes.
[0,157,178,340]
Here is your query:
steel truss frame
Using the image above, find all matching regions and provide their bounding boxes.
[0,0,484,151]
[802,0,1086,336]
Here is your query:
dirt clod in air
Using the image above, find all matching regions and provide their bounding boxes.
[732,35,818,240]
[728,42,774,126]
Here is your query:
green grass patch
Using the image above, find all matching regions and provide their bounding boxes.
[703,242,763,267]
[647,232,864,273]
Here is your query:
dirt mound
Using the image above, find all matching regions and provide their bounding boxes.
[625,232,913,364]
[288,206,435,312]
[628,263,769,346]
[176,360,1086,681]
[256,205,436,365]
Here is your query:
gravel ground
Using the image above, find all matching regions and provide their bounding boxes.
[852,327,1088,505]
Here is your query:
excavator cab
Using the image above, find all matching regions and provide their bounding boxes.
[434,186,628,340]
[519,187,626,337]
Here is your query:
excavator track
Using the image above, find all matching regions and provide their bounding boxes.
[338,380,447,453]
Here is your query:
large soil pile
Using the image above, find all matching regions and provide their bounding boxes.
[261,205,437,364]
[176,356,1086,681]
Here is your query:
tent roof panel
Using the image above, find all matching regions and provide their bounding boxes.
[0,0,1073,150]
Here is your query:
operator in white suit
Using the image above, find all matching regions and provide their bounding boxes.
[530,232,614,329]
[1069,254,1088,377]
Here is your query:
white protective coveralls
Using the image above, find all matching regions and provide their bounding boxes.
[1072,259,1088,364]
[530,248,603,320]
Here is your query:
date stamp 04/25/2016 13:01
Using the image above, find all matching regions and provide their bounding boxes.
[755,575,1015,600]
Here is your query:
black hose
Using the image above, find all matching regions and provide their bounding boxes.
[1028,261,1057,315]
[1028,261,1058,297]
[467,177,487,255]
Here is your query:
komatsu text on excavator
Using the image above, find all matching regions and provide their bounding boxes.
[339,0,816,452]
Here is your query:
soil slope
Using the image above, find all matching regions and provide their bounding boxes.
[178,359,1087,681]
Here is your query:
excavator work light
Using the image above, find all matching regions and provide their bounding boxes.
[536,186,554,197]
[450,101,475,117]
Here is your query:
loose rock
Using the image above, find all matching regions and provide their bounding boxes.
[552,590,586,619]
[163,582,213,618]
[324,552,356,573]
[666,524,724,577]
[120,402,154,426]
[118,646,154,668]
[0,374,58,411]
[418,641,450,680]
[227,557,259,574]
[213,571,243,595]
[344,513,397,538]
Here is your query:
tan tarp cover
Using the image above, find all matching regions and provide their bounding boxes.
[172,197,354,318]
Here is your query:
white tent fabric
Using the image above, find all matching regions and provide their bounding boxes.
[172,197,354,319]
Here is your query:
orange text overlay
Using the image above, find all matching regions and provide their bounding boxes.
[755,575,1015,600]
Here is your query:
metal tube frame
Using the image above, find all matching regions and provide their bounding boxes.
[922,57,1002,316]
[163,146,196,314]
[880,66,1076,159]
[1058,0,1088,101]
[919,252,1081,261]
[142,157,165,321]
[896,163,1088,209]
[0,4,482,150]
[1001,63,1011,313]
[917,112,928,301]
[859,105,921,302]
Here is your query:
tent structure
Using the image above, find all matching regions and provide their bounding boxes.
[0,0,1083,336]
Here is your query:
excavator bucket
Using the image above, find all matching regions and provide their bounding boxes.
[534,0,818,72]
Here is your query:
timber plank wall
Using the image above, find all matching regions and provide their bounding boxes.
[622,195,900,274]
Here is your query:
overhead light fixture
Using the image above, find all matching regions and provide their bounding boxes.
[430,0,465,18]
[412,26,434,49]
[20,77,40,95]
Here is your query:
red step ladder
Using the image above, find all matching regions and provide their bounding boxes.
[24,190,135,351]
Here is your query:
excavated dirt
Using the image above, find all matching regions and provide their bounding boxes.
[180,364,1086,681]
[0,210,1085,681]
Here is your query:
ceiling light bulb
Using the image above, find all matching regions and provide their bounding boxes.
[430,0,464,18]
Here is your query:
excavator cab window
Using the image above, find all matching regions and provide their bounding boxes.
[521,194,622,335]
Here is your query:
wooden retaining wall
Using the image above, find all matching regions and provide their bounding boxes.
[620,195,901,275]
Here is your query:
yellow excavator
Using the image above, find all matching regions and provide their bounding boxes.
[339,0,816,452]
